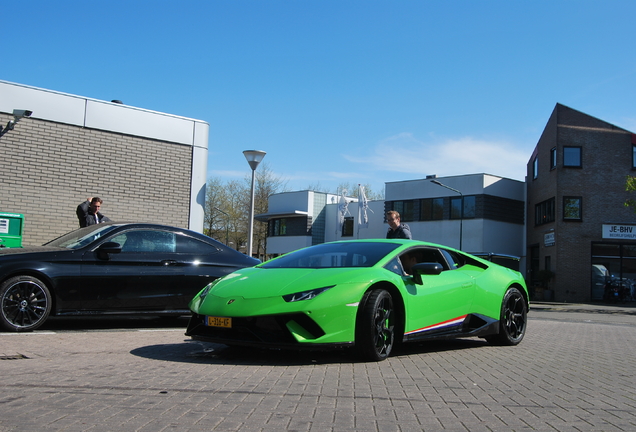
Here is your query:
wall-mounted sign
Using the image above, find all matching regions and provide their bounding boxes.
[602,224,636,240]
[544,232,555,247]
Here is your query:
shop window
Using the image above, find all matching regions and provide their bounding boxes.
[535,197,555,226]
[563,197,582,221]
[563,146,582,167]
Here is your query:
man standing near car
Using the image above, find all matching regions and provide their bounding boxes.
[386,210,412,239]
[76,197,111,227]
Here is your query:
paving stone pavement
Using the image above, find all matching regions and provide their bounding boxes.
[1,304,636,432]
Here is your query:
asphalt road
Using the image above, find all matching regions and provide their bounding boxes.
[1,303,635,432]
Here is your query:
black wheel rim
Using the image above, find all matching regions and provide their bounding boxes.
[502,291,526,340]
[2,280,49,329]
[372,294,394,357]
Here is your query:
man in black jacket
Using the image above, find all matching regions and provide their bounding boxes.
[386,210,412,239]
[76,197,111,227]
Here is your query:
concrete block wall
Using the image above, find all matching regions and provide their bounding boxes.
[0,113,192,246]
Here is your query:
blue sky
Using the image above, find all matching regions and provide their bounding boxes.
[4,1,636,196]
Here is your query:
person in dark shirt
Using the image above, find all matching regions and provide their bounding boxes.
[76,197,111,227]
[386,210,412,239]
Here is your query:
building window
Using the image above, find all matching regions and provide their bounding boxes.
[420,198,444,221]
[273,218,287,236]
[533,156,538,179]
[450,196,476,219]
[535,197,555,226]
[633,145,636,168]
[342,217,354,237]
[391,200,416,221]
[563,196,582,221]
[550,147,557,169]
[563,146,582,167]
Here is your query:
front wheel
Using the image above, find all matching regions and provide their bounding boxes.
[0,275,52,332]
[486,286,527,346]
[355,289,395,361]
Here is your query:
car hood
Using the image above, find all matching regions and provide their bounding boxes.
[0,246,67,255]
[210,267,377,299]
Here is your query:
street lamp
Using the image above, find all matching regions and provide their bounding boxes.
[243,150,266,257]
[430,180,463,250]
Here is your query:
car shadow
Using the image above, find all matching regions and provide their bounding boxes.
[40,315,190,331]
[130,337,489,365]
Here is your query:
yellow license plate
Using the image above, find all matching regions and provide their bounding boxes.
[206,316,232,328]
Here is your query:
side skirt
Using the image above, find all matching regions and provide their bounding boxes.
[402,314,499,343]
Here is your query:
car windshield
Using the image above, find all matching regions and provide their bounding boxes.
[45,224,120,250]
[262,242,400,269]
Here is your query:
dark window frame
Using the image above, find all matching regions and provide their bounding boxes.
[450,196,476,219]
[535,197,555,226]
[563,146,582,168]
[342,216,354,237]
[563,196,582,221]
[550,147,557,170]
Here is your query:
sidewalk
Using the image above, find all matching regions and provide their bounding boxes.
[530,300,636,325]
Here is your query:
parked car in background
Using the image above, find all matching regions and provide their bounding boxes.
[187,239,529,362]
[0,223,259,331]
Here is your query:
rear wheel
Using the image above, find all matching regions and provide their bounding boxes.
[0,276,52,332]
[486,287,527,346]
[355,289,395,361]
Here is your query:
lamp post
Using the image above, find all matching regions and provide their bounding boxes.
[243,150,266,257]
[430,180,463,250]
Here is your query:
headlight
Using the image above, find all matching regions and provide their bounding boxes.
[282,285,334,303]
[198,278,222,301]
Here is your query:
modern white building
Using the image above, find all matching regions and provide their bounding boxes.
[258,174,526,268]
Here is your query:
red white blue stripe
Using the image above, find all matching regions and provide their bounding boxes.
[404,315,467,336]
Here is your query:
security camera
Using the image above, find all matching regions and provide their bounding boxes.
[13,109,33,119]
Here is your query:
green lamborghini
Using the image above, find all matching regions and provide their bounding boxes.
[186,239,528,361]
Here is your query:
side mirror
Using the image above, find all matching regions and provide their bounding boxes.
[96,241,122,260]
[411,262,444,285]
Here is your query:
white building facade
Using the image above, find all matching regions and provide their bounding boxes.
[259,174,526,268]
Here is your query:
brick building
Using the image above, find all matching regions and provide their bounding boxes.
[0,80,209,245]
[527,103,636,302]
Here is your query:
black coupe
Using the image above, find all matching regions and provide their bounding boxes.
[0,223,259,331]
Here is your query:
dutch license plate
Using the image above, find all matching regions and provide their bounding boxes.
[206,316,232,328]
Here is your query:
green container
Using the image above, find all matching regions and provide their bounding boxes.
[0,212,24,248]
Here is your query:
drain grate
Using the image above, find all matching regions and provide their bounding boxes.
[0,354,29,360]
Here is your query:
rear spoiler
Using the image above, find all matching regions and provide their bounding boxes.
[470,253,520,271]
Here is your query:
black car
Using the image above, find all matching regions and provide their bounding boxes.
[0,223,259,331]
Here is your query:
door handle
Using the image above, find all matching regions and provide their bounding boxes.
[161,260,178,266]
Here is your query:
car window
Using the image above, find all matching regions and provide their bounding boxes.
[175,234,220,255]
[47,224,119,249]
[112,230,176,253]
[440,249,464,269]
[262,242,400,269]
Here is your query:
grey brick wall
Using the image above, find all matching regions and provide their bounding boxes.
[0,114,192,246]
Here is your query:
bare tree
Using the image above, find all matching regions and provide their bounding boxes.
[246,162,287,259]
[203,177,228,241]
